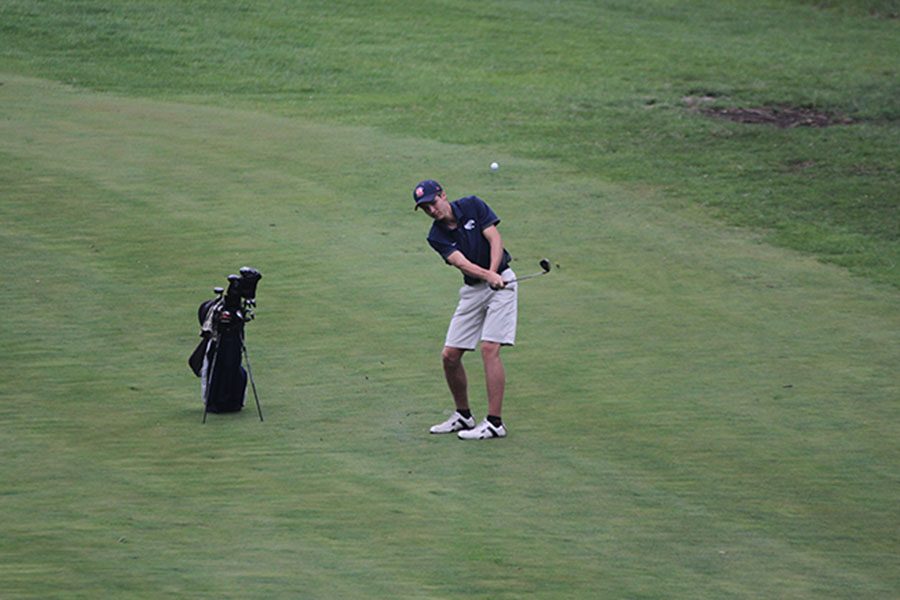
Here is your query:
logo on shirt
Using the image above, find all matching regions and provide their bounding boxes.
[464,219,476,230]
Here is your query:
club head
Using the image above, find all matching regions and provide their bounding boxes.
[240,266,261,279]
[539,258,551,273]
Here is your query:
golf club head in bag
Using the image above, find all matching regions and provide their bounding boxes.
[223,267,262,319]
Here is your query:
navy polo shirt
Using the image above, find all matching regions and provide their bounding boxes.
[427,196,512,285]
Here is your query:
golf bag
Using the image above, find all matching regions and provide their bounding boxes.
[188,267,263,419]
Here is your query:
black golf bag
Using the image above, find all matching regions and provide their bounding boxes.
[189,267,263,418]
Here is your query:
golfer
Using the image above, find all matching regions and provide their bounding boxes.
[413,179,517,440]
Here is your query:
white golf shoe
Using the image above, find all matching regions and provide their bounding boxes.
[429,411,476,434]
[457,419,507,440]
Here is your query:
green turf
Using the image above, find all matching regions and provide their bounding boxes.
[1,2,898,599]
[0,0,897,286]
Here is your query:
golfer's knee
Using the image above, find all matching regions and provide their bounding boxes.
[481,342,501,360]
[442,346,464,368]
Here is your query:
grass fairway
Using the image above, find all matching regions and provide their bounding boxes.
[2,73,897,599]
[1,2,899,599]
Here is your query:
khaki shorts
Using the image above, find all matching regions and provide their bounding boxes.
[445,268,518,350]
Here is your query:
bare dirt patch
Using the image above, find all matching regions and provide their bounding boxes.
[700,104,854,128]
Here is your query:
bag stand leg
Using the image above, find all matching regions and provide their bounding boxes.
[242,333,264,422]
[202,341,216,424]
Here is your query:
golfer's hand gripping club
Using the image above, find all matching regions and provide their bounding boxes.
[485,270,507,290]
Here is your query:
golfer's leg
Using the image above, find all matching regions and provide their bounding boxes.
[481,341,505,417]
[480,275,516,419]
[443,284,487,412]
[442,346,469,411]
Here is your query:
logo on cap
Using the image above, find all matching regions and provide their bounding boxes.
[416,187,425,198]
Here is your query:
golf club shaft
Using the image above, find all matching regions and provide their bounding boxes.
[504,271,548,284]
[503,258,553,285]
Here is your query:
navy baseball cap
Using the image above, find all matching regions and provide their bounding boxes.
[413,179,443,209]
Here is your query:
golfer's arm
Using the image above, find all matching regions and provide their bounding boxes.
[482,225,504,273]
[446,251,498,282]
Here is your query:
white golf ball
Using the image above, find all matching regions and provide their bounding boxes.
[490,161,499,171]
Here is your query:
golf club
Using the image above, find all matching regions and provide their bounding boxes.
[504,258,553,284]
